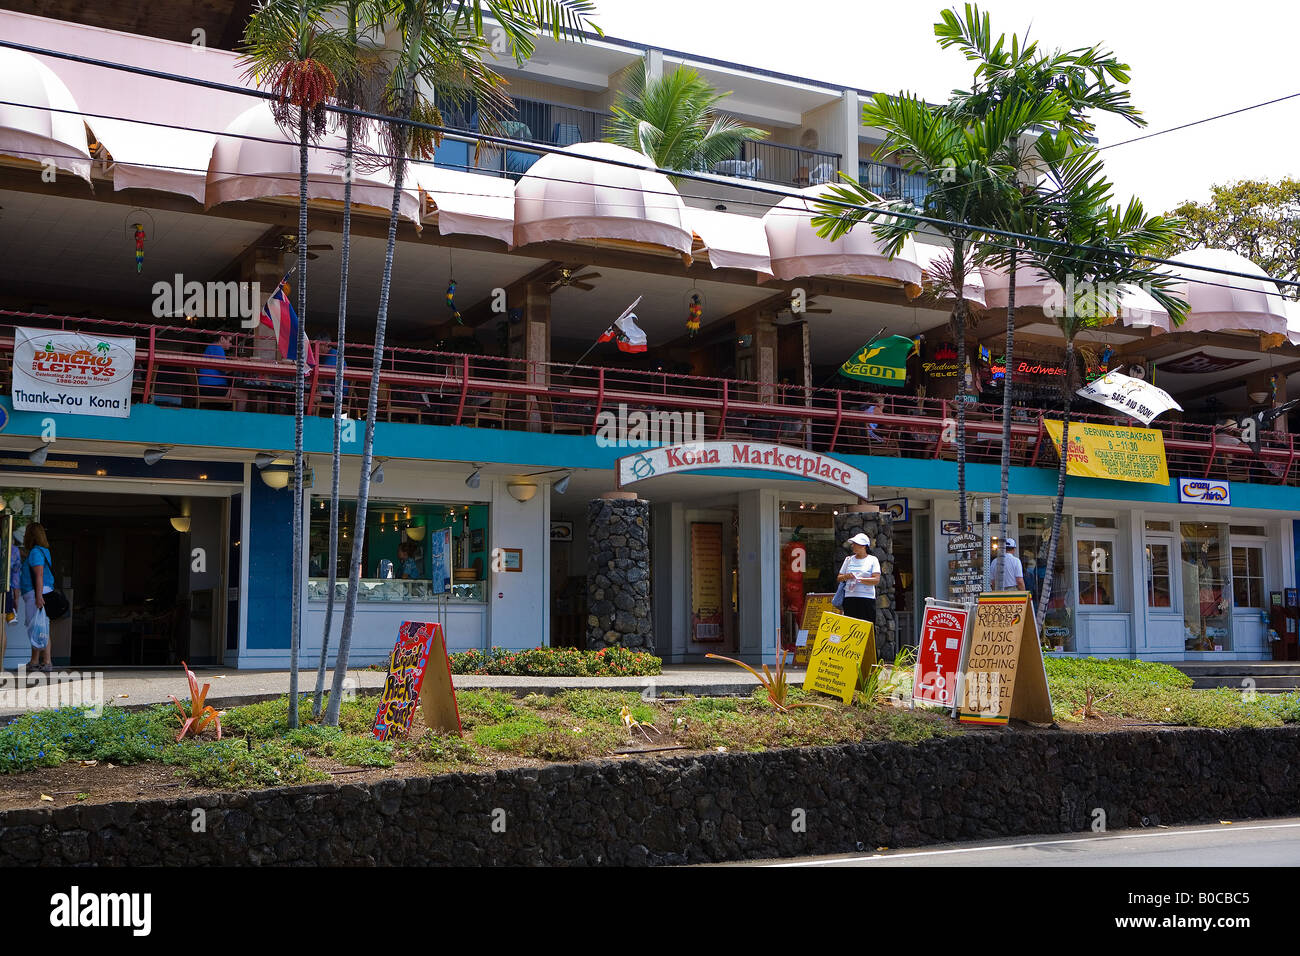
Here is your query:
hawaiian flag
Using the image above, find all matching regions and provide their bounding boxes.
[260,276,316,366]
[598,312,648,354]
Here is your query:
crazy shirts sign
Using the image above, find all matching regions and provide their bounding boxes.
[12,327,135,419]
[618,441,869,499]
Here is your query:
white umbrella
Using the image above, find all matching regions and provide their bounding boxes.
[1076,370,1182,426]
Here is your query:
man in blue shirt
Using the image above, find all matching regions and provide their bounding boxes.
[197,332,248,410]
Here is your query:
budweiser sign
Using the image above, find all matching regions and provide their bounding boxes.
[617,441,869,499]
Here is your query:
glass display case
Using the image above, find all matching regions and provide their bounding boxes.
[1181,522,1231,650]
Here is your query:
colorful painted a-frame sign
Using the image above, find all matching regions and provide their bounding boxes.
[956,591,1053,725]
[372,621,462,739]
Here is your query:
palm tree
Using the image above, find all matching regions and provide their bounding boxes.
[934,3,1149,560]
[311,1,383,720]
[242,0,353,729]
[604,58,767,181]
[1021,140,1187,636]
[324,0,597,727]
[812,91,1067,536]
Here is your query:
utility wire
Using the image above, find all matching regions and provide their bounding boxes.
[2,38,1300,298]
[1098,91,1300,151]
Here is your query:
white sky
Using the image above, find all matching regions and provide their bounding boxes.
[591,0,1300,212]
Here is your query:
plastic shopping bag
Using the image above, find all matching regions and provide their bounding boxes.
[30,607,49,647]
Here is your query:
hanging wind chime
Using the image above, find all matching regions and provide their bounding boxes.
[687,292,703,337]
[124,210,154,274]
[445,249,461,323]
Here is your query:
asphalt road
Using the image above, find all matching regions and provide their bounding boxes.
[755,818,1300,866]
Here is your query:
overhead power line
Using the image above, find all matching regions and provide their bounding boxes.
[2,38,1300,298]
[1099,91,1300,151]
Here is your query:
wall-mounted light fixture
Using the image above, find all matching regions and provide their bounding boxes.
[260,465,292,489]
[465,467,482,489]
[28,445,49,466]
[169,516,192,533]
[371,460,385,484]
[507,481,538,502]
[143,447,169,466]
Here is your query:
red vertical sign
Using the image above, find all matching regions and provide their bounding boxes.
[912,604,969,707]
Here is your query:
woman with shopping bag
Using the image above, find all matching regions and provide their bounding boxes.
[20,522,54,673]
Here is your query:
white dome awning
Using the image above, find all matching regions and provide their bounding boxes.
[761,185,922,288]
[205,104,421,223]
[1169,247,1287,336]
[512,142,694,258]
[0,48,91,183]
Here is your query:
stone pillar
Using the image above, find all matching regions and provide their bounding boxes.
[586,493,653,651]
[834,506,897,658]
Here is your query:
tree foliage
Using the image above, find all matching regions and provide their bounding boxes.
[604,58,767,180]
[1167,178,1300,291]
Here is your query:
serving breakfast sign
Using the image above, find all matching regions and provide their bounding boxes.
[11,327,136,419]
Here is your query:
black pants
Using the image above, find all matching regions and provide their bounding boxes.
[841,596,876,624]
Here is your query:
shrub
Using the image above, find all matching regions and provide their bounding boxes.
[448,646,661,677]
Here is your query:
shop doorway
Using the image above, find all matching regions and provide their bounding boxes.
[686,508,737,655]
[39,491,231,667]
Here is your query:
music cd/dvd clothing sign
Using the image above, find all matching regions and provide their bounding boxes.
[957,592,1053,725]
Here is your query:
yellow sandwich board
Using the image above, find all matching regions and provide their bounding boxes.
[804,611,877,705]
[957,591,1053,725]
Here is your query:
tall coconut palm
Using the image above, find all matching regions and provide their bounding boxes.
[1021,140,1187,636]
[311,1,385,720]
[242,0,354,729]
[934,2,1149,560]
[812,90,1067,536]
[604,57,767,181]
[324,0,597,727]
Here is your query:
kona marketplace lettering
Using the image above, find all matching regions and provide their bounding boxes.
[618,441,869,499]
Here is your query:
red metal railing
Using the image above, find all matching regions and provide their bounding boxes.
[2,310,1296,487]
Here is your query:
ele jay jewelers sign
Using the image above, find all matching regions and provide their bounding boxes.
[617,441,869,499]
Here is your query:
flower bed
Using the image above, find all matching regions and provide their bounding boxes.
[448,645,662,677]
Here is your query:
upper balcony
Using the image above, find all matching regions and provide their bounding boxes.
[859,159,930,206]
[3,313,1296,494]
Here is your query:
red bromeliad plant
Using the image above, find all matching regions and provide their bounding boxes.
[705,651,833,713]
[169,661,223,742]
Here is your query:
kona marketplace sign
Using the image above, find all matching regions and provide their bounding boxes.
[11,327,136,419]
[617,441,869,499]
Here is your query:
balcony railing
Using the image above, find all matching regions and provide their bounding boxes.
[860,159,930,205]
[706,140,841,188]
[3,311,1295,490]
[431,93,612,178]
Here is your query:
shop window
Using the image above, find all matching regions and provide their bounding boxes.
[1180,523,1230,651]
[1076,537,1117,606]
[1145,541,1173,608]
[1145,520,1171,532]
[1229,525,1265,536]
[1231,545,1265,609]
[1019,514,1074,650]
[1076,517,1116,529]
[308,499,489,603]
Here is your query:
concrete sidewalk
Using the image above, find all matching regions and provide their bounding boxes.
[0,663,806,717]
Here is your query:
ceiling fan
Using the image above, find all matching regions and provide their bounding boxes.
[548,266,602,292]
[278,234,335,261]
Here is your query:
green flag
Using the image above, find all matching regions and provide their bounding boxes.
[839,335,917,387]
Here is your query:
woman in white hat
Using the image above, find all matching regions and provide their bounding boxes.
[836,532,881,623]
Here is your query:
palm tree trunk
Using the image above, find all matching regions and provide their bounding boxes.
[327,121,408,727]
[1036,336,1074,639]
[952,234,969,534]
[288,105,309,730]
[998,247,1017,559]
[313,111,353,720]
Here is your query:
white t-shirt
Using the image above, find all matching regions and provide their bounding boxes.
[993,553,1024,588]
[840,553,881,599]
